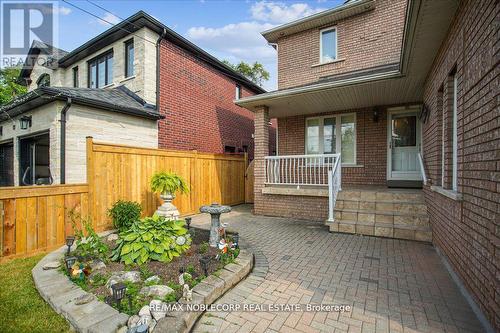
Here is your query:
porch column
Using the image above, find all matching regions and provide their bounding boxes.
[254,106,269,215]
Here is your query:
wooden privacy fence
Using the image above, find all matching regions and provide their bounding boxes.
[0,138,246,259]
[0,184,89,260]
[87,138,246,231]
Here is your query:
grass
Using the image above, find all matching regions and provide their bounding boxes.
[0,254,71,333]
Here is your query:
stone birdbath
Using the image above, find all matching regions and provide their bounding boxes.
[200,203,231,247]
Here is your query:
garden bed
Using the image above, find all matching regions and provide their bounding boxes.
[65,227,238,315]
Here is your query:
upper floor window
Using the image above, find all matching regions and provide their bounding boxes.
[88,50,113,88]
[125,39,134,78]
[320,27,337,63]
[235,85,242,100]
[36,73,50,87]
[72,66,79,87]
[306,113,356,164]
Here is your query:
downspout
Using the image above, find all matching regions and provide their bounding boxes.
[60,97,72,184]
[156,28,168,109]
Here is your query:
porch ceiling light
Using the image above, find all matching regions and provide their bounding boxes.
[19,116,32,130]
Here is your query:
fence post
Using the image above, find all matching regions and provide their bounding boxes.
[86,137,95,227]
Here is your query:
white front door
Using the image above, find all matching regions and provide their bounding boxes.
[387,109,422,181]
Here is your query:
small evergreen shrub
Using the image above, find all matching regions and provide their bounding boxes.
[108,200,142,231]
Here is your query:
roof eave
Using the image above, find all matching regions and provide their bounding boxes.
[262,0,375,43]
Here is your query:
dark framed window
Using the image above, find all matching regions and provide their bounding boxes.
[88,50,113,88]
[72,66,79,87]
[36,73,50,87]
[125,39,134,77]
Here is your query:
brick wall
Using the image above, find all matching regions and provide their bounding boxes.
[158,40,276,160]
[276,0,407,89]
[421,0,499,328]
[277,107,387,185]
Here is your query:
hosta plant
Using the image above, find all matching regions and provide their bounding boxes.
[150,172,189,196]
[111,214,191,265]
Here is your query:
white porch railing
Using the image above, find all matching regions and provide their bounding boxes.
[265,154,340,186]
[327,156,342,222]
[264,154,342,222]
[418,152,428,185]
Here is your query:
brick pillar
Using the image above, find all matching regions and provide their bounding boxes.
[254,106,269,215]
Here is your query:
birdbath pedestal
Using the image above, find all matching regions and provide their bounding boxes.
[200,203,231,247]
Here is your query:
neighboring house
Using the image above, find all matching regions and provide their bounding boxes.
[237,0,498,331]
[0,11,275,186]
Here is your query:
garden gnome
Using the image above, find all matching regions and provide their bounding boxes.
[183,284,192,302]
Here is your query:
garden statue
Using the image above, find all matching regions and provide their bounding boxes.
[150,172,189,219]
[182,284,192,302]
[200,203,231,247]
[178,272,191,286]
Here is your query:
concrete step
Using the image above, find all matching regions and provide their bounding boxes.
[328,220,432,242]
[333,210,430,225]
[335,202,428,215]
[337,190,425,203]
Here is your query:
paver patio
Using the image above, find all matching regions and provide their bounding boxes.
[190,205,484,333]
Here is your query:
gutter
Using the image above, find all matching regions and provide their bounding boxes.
[156,28,168,110]
[59,97,72,184]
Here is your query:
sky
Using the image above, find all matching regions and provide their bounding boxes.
[50,0,344,91]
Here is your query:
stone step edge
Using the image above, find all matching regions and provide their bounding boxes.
[337,198,425,204]
[327,219,432,231]
[334,208,429,217]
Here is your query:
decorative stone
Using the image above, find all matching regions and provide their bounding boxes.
[122,271,142,283]
[74,293,94,305]
[182,284,192,302]
[156,193,179,219]
[42,261,61,270]
[199,203,232,247]
[150,299,167,321]
[116,326,128,333]
[107,233,119,242]
[128,315,141,328]
[178,272,191,286]
[89,259,106,271]
[138,305,151,317]
[139,285,174,298]
[138,314,153,327]
[149,319,157,332]
[145,275,161,284]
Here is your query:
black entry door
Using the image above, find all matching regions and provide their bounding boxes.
[0,142,14,186]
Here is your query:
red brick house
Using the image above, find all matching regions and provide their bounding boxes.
[237,0,498,330]
[158,35,276,160]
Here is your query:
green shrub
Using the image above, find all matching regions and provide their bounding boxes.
[111,215,191,265]
[69,210,109,261]
[198,242,209,254]
[107,200,142,231]
[150,172,189,195]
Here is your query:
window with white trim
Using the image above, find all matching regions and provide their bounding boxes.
[305,114,356,164]
[320,27,337,63]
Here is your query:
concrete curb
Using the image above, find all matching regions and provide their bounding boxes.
[32,245,129,333]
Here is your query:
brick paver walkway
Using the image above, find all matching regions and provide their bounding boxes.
[190,205,483,333]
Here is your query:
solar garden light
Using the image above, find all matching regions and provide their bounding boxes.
[65,236,75,255]
[199,255,211,277]
[232,233,239,248]
[111,282,126,309]
[64,256,77,272]
[185,217,192,230]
